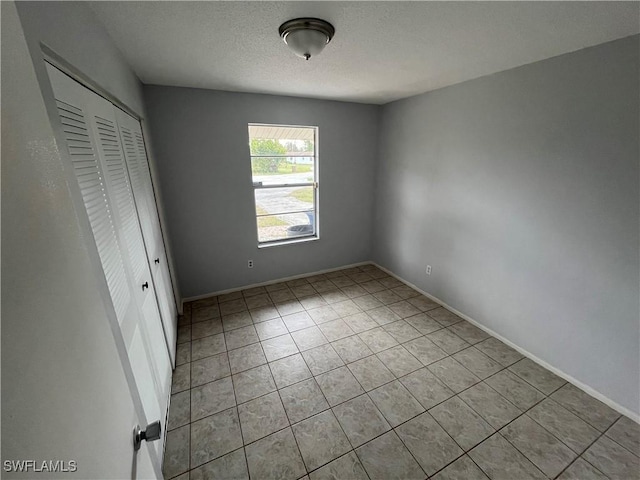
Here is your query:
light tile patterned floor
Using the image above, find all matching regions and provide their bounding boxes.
[163,265,639,480]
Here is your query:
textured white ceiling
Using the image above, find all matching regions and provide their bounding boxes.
[89,1,639,104]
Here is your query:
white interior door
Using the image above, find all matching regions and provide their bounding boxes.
[46,62,171,471]
[115,109,177,366]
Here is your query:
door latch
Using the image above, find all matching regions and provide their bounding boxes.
[133,421,161,451]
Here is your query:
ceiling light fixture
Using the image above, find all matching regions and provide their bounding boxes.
[279,18,335,61]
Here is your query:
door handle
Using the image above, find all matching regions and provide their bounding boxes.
[142,282,149,291]
[154,258,160,264]
[133,421,161,451]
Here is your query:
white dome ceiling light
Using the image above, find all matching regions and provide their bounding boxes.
[279,18,335,61]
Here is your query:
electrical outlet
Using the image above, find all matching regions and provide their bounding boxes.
[426,265,432,275]
[248,260,254,269]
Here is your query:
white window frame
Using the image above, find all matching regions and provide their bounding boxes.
[249,123,319,247]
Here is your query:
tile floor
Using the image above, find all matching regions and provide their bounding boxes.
[163,264,640,480]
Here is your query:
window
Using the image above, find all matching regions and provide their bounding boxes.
[248,124,318,245]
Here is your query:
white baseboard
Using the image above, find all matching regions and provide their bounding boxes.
[372,262,640,424]
[181,261,371,306]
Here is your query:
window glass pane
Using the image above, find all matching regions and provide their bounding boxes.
[249,125,315,186]
[251,157,315,186]
[249,124,318,244]
[256,212,316,243]
[254,186,314,216]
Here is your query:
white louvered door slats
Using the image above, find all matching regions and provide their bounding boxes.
[84,89,170,450]
[115,109,177,365]
[133,130,167,258]
[46,63,170,470]
[119,124,157,271]
[93,114,147,284]
[120,126,149,228]
[116,115,155,250]
[133,125,178,334]
[53,93,131,325]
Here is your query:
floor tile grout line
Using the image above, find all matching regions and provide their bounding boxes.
[321,336,422,474]
[175,445,250,479]
[241,442,251,480]
[316,326,394,450]
[262,350,309,477]
[599,419,638,457]
[505,363,568,398]
[174,315,506,423]
[277,386,344,477]
[352,437,410,480]
[177,266,626,479]
[363,390,430,478]
[178,345,502,431]
[546,394,624,438]
[186,268,395,307]
[173,325,500,398]
[478,387,587,479]
[472,430,547,480]
[550,414,637,480]
[550,428,612,480]
[240,407,375,480]
[427,451,481,479]
[513,389,605,458]
[316,449,374,480]
[372,352,544,477]
[427,396,498,454]
[189,285,436,324]
[463,450,499,480]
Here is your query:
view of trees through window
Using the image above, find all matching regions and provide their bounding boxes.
[248,124,318,243]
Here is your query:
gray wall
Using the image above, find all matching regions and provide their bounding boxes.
[373,35,639,414]
[16,1,144,112]
[2,2,157,477]
[143,87,379,297]
[15,0,182,305]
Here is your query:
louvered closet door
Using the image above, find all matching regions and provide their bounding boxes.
[46,63,170,466]
[116,110,177,366]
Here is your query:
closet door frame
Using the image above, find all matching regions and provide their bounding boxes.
[37,49,174,478]
[42,46,179,338]
[42,44,180,318]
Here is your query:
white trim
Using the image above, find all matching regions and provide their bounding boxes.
[41,44,141,120]
[160,383,172,465]
[257,235,319,249]
[371,262,640,424]
[181,261,370,305]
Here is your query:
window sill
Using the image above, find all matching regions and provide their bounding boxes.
[257,235,319,249]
